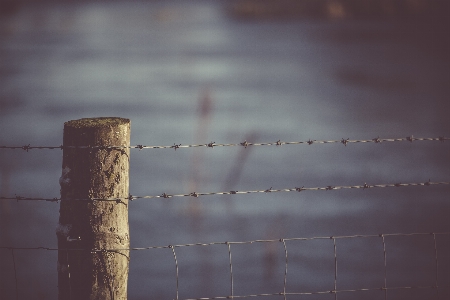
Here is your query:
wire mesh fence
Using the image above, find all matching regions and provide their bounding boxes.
[1,232,450,300]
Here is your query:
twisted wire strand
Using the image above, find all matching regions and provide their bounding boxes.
[0,136,447,151]
[1,181,448,202]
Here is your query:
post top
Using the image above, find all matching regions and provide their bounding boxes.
[65,117,130,129]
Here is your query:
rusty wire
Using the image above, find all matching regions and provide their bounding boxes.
[0,136,447,151]
[1,180,448,202]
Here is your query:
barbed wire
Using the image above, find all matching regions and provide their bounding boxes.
[0,136,447,152]
[1,180,448,202]
[2,232,448,300]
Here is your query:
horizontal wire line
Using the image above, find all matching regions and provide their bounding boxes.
[180,285,448,300]
[1,181,449,202]
[0,136,447,151]
[2,232,449,252]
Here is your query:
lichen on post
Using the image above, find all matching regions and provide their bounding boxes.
[57,117,130,300]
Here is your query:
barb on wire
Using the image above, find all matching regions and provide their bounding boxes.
[2,181,449,202]
[0,136,447,151]
[0,145,64,151]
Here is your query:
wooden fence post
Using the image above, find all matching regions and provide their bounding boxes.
[57,117,130,300]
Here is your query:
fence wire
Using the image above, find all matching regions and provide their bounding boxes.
[1,135,448,299]
[1,232,449,300]
[0,136,447,151]
[0,180,448,202]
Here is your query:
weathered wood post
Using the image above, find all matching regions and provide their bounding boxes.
[57,117,130,300]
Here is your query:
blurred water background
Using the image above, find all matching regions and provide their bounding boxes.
[0,0,449,299]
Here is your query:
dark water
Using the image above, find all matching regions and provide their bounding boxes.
[1,0,449,299]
